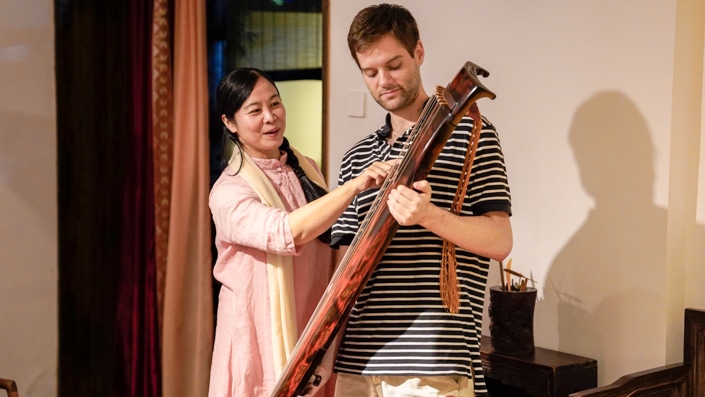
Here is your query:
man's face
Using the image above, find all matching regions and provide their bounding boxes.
[356,34,424,113]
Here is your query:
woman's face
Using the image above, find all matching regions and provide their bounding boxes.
[222,77,286,159]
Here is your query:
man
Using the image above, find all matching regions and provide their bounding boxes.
[322,4,512,397]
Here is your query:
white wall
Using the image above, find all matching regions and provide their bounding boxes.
[0,0,57,396]
[328,0,704,386]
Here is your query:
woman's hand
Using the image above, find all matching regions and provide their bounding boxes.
[296,332,342,397]
[348,159,399,193]
[297,365,331,397]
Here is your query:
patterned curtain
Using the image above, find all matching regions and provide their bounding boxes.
[56,0,212,395]
[114,0,162,394]
[118,0,213,394]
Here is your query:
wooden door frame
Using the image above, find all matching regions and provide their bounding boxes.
[322,0,330,181]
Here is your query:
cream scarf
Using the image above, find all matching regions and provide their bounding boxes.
[231,147,328,376]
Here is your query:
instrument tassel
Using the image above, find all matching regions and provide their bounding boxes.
[440,103,482,314]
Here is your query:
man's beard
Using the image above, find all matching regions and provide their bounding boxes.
[375,77,421,113]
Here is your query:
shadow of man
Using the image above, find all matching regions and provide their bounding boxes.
[535,91,668,385]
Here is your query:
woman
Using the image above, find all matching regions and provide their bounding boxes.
[208,68,392,397]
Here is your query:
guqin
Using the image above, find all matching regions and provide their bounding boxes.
[271,61,496,397]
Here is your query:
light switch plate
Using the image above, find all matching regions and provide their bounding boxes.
[346,90,366,118]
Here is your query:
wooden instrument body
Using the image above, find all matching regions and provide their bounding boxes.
[270,61,496,397]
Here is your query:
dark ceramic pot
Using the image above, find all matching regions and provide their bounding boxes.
[488,285,537,355]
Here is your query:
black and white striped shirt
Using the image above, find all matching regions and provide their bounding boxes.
[331,113,512,396]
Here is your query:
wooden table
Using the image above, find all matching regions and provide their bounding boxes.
[480,335,598,397]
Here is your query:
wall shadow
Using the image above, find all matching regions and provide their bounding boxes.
[535,91,668,385]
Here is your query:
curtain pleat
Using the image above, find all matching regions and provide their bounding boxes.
[115,0,162,395]
[161,0,214,395]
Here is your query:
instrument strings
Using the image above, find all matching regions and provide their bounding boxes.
[345,89,446,255]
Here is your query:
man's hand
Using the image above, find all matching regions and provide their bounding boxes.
[387,180,433,226]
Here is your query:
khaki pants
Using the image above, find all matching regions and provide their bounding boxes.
[333,373,475,397]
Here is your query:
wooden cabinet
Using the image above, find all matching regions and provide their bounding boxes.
[481,335,598,397]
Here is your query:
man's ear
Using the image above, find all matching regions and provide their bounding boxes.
[415,40,425,65]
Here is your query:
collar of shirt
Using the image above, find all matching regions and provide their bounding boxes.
[375,113,393,140]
